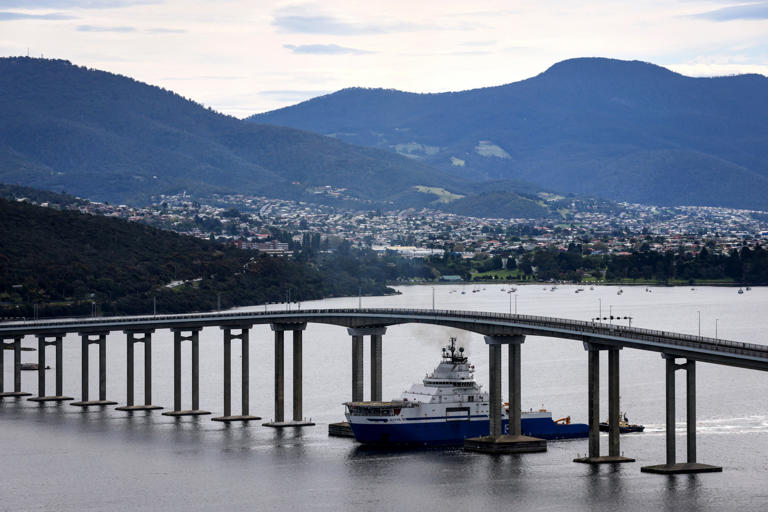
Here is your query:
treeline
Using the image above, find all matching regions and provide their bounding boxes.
[378,243,768,284]
[512,245,768,284]
[0,199,392,319]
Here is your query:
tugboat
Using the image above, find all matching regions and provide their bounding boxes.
[20,363,51,371]
[599,412,644,433]
[344,338,588,445]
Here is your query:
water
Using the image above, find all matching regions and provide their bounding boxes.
[2,284,768,511]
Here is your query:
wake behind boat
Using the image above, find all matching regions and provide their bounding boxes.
[344,338,588,445]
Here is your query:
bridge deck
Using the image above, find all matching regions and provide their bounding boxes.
[2,308,767,371]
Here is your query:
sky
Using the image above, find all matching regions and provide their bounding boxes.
[1,0,767,117]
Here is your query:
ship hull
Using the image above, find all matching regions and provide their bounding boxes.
[349,417,589,445]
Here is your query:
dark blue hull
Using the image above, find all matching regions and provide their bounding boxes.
[350,417,589,445]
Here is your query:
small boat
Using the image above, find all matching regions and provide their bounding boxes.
[746,286,752,291]
[738,288,744,294]
[20,363,51,371]
[590,286,594,290]
[599,412,644,433]
[617,288,623,295]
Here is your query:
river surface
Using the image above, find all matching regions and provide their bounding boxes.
[2,284,768,511]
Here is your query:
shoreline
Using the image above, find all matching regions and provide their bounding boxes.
[392,280,757,288]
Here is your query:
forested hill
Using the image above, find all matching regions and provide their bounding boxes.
[251,58,768,210]
[0,198,390,318]
[0,57,456,206]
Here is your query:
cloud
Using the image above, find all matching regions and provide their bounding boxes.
[461,40,496,47]
[146,27,185,34]
[0,11,75,20]
[283,43,372,55]
[259,89,330,99]
[161,75,246,81]
[77,24,135,32]
[692,2,768,21]
[0,1,160,8]
[272,8,426,35]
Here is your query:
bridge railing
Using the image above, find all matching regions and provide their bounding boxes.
[305,307,768,359]
[3,307,768,359]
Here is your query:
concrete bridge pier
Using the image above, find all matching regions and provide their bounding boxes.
[329,326,387,437]
[352,333,364,401]
[464,335,546,454]
[574,343,634,464]
[370,332,383,402]
[163,327,210,417]
[0,336,31,398]
[116,330,162,411]
[28,334,73,402]
[264,323,314,427]
[213,325,261,422]
[71,332,117,407]
[642,356,722,474]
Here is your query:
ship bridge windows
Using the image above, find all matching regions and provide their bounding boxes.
[346,405,399,416]
[423,380,476,387]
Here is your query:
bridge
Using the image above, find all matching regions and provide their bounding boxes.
[3,307,767,474]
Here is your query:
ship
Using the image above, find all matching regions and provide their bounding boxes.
[599,412,644,433]
[344,338,588,445]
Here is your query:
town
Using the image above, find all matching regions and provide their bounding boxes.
[52,191,768,263]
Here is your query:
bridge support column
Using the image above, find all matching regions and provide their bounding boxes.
[608,348,620,457]
[370,333,383,401]
[464,334,546,454]
[116,330,162,411]
[347,326,387,402]
[352,334,364,402]
[642,356,722,474]
[265,323,314,427]
[575,343,634,464]
[292,329,305,422]
[72,332,116,407]
[163,327,210,417]
[213,325,261,422]
[0,336,31,398]
[329,326,387,437]
[28,334,73,402]
[509,341,522,436]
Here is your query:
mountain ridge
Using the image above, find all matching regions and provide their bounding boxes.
[0,56,462,206]
[250,57,768,209]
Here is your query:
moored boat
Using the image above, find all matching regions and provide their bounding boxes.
[344,338,588,445]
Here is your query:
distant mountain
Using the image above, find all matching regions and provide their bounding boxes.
[0,57,461,206]
[251,58,768,210]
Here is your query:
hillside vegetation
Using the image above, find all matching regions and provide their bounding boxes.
[0,57,457,206]
[0,198,391,318]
